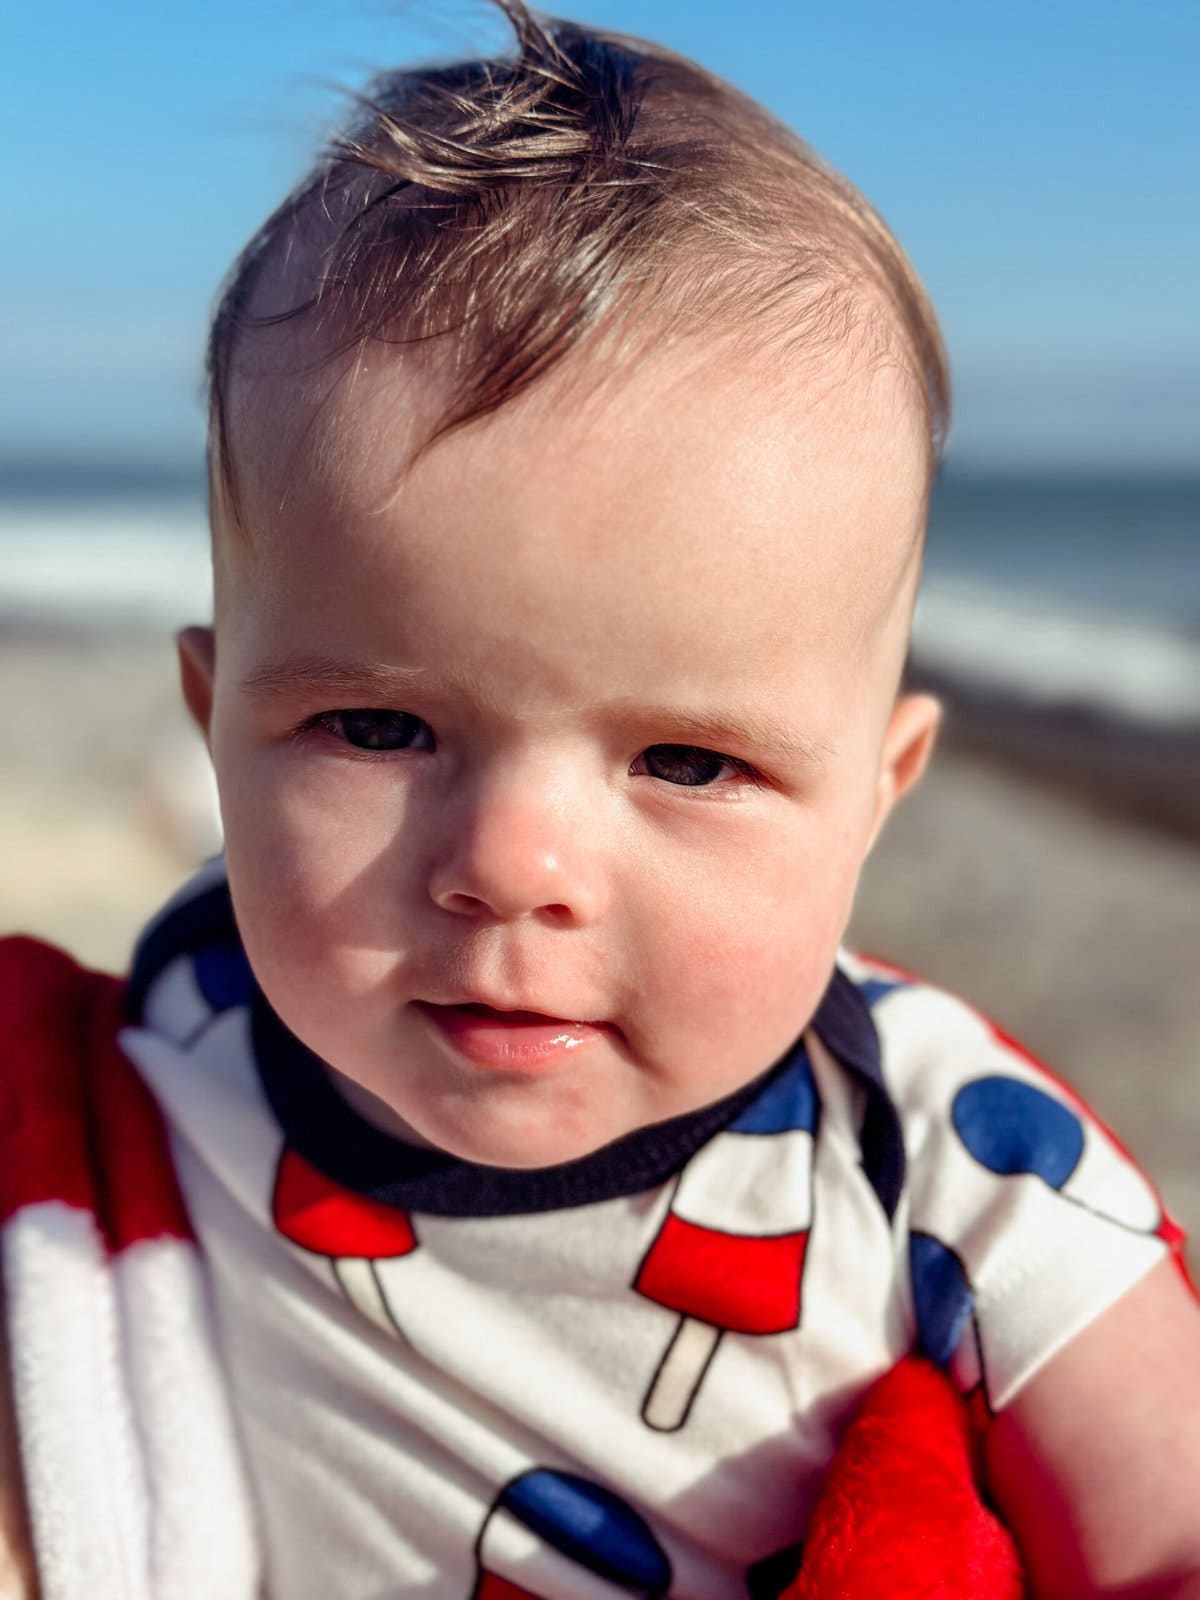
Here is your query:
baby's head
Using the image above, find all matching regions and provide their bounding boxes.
[180,2,949,1167]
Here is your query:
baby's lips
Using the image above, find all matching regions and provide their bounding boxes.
[411,1000,613,1070]
[451,1002,589,1026]
[414,993,605,1028]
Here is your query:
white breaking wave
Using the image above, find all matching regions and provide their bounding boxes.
[913,575,1200,727]
[0,500,211,627]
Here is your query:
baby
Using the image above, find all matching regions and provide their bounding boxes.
[3,3,1199,1596]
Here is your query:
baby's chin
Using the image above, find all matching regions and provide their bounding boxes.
[417,1103,638,1172]
[326,1064,636,1169]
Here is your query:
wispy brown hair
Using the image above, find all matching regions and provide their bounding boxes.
[207,0,949,509]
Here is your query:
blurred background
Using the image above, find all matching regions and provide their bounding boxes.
[1,1,1197,1247]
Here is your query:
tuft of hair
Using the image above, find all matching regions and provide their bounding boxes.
[207,0,950,514]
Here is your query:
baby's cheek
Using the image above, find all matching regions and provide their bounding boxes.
[664,883,829,1009]
[657,832,858,1031]
[220,751,418,1002]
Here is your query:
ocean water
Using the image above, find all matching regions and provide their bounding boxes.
[917,473,1200,725]
[1,463,1197,728]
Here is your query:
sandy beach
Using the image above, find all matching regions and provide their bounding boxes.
[3,625,1197,1264]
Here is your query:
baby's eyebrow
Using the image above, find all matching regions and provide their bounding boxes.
[239,658,832,764]
[612,703,836,766]
[238,657,430,701]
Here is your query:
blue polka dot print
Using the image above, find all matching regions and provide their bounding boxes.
[952,1075,1084,1189]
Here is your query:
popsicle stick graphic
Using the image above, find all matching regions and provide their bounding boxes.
[272,1145,418,1338]
[635,1049,819,1432]
[472,1469,671,1600]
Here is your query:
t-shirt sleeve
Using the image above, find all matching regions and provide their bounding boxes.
[864,969,1184,1412]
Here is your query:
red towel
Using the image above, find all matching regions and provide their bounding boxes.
[788,1354,1024,1597]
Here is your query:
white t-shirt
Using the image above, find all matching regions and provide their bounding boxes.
[121,860,1176,1600]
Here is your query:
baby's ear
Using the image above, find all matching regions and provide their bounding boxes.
[867,693,941,853]
[176,625,216,744]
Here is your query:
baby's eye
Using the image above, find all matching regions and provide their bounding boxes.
[633,743,754,787]
[316,709,435,752]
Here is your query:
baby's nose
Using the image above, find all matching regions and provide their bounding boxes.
[425,770,608,925]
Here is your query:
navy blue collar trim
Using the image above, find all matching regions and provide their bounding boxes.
[814,967,906,1219]
[129,874,905,1220]
[128,874,239,1018]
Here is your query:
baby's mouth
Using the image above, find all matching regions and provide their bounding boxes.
[412,1000,607,1071]
[450,1001,589,1026]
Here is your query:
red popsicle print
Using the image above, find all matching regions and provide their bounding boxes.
[636,1209,808,1431]
[634,1054,819,1431]
[272,1145,418,1338]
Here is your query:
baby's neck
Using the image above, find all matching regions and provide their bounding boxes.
[323,1068,437,1149]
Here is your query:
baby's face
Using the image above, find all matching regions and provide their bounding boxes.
[187,335,937,1167]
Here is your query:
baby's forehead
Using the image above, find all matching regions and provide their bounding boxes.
[227,306,924,504]
[217,328,926,674]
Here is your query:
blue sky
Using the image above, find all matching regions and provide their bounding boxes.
[4,0,1197,470]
